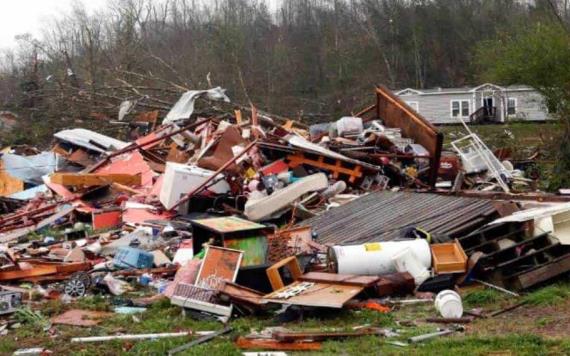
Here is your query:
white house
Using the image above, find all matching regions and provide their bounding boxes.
[395,83,550,124]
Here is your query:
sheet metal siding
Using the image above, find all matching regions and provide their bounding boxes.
[306,191,497,245]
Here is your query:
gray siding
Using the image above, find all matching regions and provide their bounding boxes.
[398,88,550,124]
[400,92,474,124]
[504,90,549,121]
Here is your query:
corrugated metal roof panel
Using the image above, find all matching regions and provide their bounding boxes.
[304,191,499,245]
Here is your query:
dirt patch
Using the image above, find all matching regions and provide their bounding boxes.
[468,299,570,339]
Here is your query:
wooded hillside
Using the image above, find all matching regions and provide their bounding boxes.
[0,0,567,145]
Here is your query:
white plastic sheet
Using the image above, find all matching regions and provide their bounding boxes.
[1,152,61,184]
[162,87,230,125]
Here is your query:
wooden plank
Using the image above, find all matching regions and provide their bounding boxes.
[373,85,443,186]
[30,262,92,274]
[514,253,570,289]
[273,329,384,342]
[220,282,264,306]
[299,272,380,287]
[50,173,142,187]
[234,110,242,124]
[235,337,321,351]
[287,153,363,182]
[0,266,58,281]
[266,256,302,291]
[263,282,363,308]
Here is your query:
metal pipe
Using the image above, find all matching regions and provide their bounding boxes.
[71,331,213,343]
[168,327,231,355]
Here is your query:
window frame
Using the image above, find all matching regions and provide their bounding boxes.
[450,99,470,118]
[507,97,517,116]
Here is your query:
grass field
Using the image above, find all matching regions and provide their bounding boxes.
[2,280,570,355]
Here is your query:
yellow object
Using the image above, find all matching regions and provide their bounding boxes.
[364,243,382,252]
[244,167,257,179]
[404,166,418,178]
[0,160,24,197]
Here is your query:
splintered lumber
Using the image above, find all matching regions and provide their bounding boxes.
[266,256,302,291]
[50,173,141,187]
[299,272,380,287]
[273,329,386,342]
[235,337,321,351]
[0,266,58,281]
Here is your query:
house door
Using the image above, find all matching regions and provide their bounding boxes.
[482,96,496,119]
[483,97,494,116]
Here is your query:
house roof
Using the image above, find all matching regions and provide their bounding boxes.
[395,83,534,96]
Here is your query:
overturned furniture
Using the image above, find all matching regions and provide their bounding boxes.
[356,85,444,187]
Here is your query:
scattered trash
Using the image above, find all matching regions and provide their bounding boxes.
[0,84,568,352]
[13,348,53,356]
[0,291,21,315]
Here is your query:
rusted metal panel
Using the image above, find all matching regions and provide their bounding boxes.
[305,191,498,245]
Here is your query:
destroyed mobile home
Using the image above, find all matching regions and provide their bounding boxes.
[1,85,569,352]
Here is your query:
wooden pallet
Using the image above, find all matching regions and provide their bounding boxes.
[287,153,363,183]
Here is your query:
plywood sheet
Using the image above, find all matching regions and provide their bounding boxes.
[192,216,265,233]
[263,281,363,308]
[299,272,380,287]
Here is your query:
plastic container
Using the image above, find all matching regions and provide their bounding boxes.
[336,116,363,137]
[392,247,430,285]
[434,290,463,318]
[329,239,431,275]
[113,247,154,269]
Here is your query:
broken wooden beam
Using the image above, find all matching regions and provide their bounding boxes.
[273,328,386,342]
[235,337,321,351]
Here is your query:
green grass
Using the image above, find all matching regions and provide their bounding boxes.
[2,294,569,355]
[523,283,570,306]
[462,288,505,308]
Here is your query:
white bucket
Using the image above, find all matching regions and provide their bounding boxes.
[392,247,430,286]
[329,239,431,276]
[434,290,463,318]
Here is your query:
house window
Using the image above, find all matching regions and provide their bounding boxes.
[451,100,470,118]
[507,98,517,115]
[406,101,419,112]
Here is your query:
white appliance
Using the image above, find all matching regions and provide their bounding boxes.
[159,162,230,210]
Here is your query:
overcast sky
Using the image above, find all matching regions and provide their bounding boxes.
[0,0,282,51]
[0,0,107,50]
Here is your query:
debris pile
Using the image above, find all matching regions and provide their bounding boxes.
[2,85,570,352]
